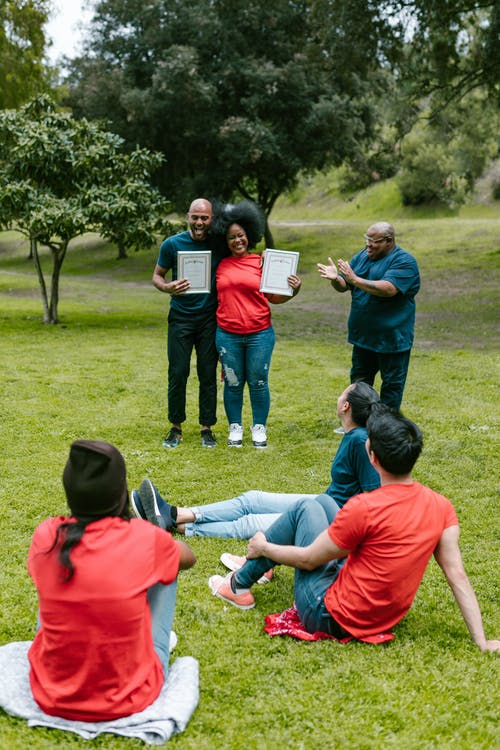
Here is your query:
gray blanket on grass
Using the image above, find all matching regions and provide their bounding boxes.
[0,641,199,744]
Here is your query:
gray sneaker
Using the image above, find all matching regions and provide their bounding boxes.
[201,428,217,448]
[162,427,182,448]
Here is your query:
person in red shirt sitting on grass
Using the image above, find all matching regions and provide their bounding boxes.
[209,408,499,652]
[28,440,196,722]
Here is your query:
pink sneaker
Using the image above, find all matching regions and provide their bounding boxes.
[220,552,273,584]
[208,574,255,610]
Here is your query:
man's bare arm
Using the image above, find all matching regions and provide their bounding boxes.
[337,258,397,297]
[434,525,500,652]
[153,263,190,295]
[246,529,348,571]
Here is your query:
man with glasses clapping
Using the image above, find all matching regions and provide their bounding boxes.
[317,222,420,410]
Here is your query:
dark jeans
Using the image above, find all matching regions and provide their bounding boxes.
[167,308,218,426]
[235,495,349,638]
[350,345,411,410]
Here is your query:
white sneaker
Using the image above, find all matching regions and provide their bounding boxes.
[251,423,267,448]
[228,423,243,447]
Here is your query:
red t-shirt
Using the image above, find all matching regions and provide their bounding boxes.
[325,482,458,638]
[27,516,180,721]
[216,254,272,334]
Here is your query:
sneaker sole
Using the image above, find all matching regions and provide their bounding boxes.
[228,442,242,447]
[253,443,267,449]
[130,493,145,520]
[220,553,271,585]
[208,576,255,610]
[139,479,162,526]
[220,553,245,572]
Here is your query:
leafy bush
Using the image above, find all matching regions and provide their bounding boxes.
[397,94,499,208]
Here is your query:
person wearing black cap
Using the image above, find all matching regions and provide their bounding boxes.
[27,440,196,722]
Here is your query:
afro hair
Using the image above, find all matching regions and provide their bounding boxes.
[211,200,265,249]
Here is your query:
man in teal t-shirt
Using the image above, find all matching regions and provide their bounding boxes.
[153,198,223,449]
[317,222,420,409]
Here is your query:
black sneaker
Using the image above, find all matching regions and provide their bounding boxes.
[138,479,177,531]
[201,428,217,448]
[162,427,182,448]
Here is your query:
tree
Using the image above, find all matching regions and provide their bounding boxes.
[64,1,499,226]
[394,1,500,111]
[0,96,168,324]
[0,0,50,108]
[65,0,394,243]
[397,92,500,208]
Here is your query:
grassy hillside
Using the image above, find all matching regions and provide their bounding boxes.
[271,169,500,222]
[0,208,499,749]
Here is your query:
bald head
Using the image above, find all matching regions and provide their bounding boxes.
[186,198,212,241]
[189,198,212,215]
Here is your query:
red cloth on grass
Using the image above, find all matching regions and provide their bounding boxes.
[264,604,394,644]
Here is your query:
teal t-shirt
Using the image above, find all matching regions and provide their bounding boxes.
[347,245,420,353]
[326,427,380,507]
[157,231,221,314]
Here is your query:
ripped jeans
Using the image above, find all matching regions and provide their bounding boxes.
[216,325,275,426]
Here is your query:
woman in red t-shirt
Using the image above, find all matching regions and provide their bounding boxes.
[27,440,196,722]
[214,201,301,448]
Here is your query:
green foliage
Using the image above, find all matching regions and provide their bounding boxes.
[397,93,499,208]
[0,0,50,108]
[0,216,499,748]
[0,96,168,322]
[397,1,500,109]
[65,0,388,216]
[63,1,500,222]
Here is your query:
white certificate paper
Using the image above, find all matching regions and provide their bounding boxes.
[177,250,211,294]
[260,249,299,296]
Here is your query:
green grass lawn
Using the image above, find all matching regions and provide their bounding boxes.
[0,206,499,748]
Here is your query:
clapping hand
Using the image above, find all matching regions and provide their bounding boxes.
[317,257,338,280]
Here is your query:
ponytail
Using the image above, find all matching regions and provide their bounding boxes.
[47,519,91,582]
[347,381,381,426]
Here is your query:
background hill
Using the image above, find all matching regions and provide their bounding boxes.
[271,164,500,223]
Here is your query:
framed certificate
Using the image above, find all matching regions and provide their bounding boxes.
[177,250,211,294]
[259,249,299,296]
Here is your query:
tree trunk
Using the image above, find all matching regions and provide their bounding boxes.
[116,242,128,259]
[264,218,274,249]
[47,241,69,324]
[31,238,51,323]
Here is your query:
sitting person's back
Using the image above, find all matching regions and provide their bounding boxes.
[28,440,195,721]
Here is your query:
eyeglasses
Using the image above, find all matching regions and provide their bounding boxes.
[363,234,388,244]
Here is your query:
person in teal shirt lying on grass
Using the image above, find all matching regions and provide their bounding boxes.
[131,382,381,548]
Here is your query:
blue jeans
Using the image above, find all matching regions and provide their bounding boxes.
[147,580,178,676]
[351,345,411,410]
[216,325,275,426]
[185,490,321,539]
[234,496,349,637]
